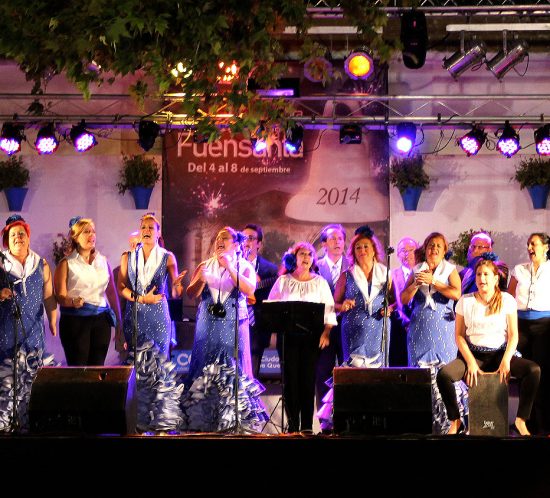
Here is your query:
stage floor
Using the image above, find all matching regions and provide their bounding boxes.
[1,431,549,495]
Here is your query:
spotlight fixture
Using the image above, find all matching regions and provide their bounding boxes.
[0,123,24,155]
[395,122,417,154]
[443,32,486,79]
[285,124,304,153]
[486,37,528,80]
[400,11,428,69]
[458,126,487,156]
[496,121,520,158]
[35,123,59,155]
[535,124,550,156]
[339,124,362,144]
[69,120,97,152]
[344,50,374,80]
[138,120,160,151]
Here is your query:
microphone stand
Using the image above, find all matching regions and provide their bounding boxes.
[381,246,394,367]
[0,254,27,433]
[225,247,256,435]
[131,245,141,373]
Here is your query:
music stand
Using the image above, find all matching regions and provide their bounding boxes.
[261,300,325,433]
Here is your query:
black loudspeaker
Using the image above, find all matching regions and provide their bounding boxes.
[400,11,428,69]
[29,366,137,435]
[333,367,432,435]
[468,372,509,437]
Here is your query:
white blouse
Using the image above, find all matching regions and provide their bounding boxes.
[268,273,337,326]
[511,260,550,311]
[413,259,456,310]
[66,250,110,307]
[456,292,517,349]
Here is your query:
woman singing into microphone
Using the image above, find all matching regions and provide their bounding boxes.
[117,212,186,432]
[181,226,267,432]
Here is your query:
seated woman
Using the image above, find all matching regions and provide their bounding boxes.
[437,255,541,436]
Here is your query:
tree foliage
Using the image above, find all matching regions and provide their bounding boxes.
[0,1,395,139]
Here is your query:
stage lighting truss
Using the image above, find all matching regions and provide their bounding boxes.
[443,32,486,79]
[285,123,304,153]
[0,122,25,155]
[458,126,487,156]
[339,124,362,144]
[395,122,417,154]
[69,120,97,152]
[496,121,520,158]
[535,124,550,156]
[344,50,374,80]
[138,120,160,152]
[486,31,528,80]
[35,123,59,155]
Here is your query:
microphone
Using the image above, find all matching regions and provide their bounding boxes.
[135,242,143,251]
[386,246,395,255]
[0,251,6,262]
[235,231,246,244]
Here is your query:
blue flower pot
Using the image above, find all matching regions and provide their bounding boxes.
[4,187,28,211]
[527,185,550,209]
[400,187,422,211]
[130,187,153,209]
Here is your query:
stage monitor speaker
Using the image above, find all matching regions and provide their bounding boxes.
[333,367,432,435]
[468,372,509,437]
[28,366,137,435]
[400,11,428,69]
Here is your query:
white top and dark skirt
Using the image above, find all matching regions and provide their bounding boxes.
[437,292,540,425]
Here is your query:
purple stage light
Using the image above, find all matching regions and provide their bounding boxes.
[458,127,486,156]
[496,121,520,158]
[70,121,97,152]
[535,124,550,156]
[0,123,24,155]
[395,122,416,154]
[35,123,59,155]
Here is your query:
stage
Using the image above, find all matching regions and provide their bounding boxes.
[1,431,549,494]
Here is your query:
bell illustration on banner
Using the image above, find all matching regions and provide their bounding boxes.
[285,100,388,223]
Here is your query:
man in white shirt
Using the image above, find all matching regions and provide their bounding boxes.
[390,237,418,366]
[316,224,348,411]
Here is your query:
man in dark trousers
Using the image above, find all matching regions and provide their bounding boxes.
[242,223,279,379]
[315,224,348,413]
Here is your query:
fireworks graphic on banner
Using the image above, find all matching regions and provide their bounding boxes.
[190,182,227,218]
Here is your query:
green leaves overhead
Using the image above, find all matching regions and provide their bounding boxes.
[0,1,395,138]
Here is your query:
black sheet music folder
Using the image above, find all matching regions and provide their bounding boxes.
[261,300,325,338]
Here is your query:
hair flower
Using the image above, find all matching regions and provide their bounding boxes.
[481,251,498,262]
[69,216,83,228]
[354,225,374,238]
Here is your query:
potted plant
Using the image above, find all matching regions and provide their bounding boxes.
[512,156,550,209]
[116,154,160,209]
[389,155,430,211]
[0,156,30,211]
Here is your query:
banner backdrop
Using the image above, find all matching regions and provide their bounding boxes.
[163,127,390,293]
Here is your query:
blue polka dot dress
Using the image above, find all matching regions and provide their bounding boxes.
[0,258,46,360]
[123,251,171,355]
[0,253,57,431]
[407,260,468,433]
[341,266,390,367]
